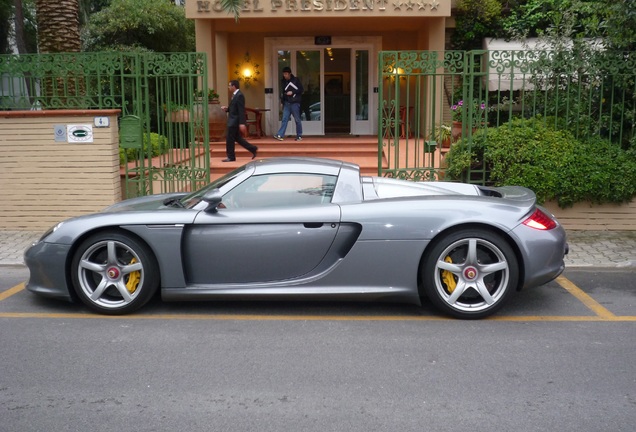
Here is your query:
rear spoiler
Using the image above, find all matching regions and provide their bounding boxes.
[479,185,537,206]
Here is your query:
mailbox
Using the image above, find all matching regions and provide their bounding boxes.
[119,116,142,149]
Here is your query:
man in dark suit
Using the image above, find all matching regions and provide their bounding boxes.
[221,80,258,162]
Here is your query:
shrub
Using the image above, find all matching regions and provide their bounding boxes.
[119,132,169,165]
[445,117,636,207]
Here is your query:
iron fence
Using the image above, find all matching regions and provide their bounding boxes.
[2,49,634,191]
[379,49,636,183]
[0,51,211,198]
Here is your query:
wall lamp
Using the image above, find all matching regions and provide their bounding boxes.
[234,52,260,89]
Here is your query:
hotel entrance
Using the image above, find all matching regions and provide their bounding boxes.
[267,37,380,136]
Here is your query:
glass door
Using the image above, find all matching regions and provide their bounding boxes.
[276,50,323,136]
[324,48,351,134]
[351,49,372,135]
[269,37,378,136]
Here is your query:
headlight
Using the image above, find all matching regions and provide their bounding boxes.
[38,222,64,242]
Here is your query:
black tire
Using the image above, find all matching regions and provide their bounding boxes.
[421,229,519,319]
[70,231,159,315]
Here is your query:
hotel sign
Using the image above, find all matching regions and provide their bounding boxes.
[188,0,450,17]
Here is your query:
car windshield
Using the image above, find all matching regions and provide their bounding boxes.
[220,173,337,209]
[181,166,246,209]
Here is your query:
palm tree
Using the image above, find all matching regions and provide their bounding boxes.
[218,0,242,21]
[35,0,80,53]
[35,0,81,106]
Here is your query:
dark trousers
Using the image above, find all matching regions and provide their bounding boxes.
[225,125,257,159]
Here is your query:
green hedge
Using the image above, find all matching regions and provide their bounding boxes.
[445,117,636,207]
[119,132,169,166]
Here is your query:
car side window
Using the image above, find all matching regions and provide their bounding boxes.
[222,173,336,209]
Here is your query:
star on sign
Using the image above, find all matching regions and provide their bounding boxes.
[417,1,427,9]
[430,0,439,10]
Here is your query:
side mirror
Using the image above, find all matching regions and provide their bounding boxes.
[202,188,223,213]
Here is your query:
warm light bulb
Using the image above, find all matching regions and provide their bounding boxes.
[243,69,252,78]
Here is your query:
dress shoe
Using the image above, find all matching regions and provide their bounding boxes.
[251,147,258,159]
[222,158,235,162]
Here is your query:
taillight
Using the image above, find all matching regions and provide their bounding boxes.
[522,208,557,230]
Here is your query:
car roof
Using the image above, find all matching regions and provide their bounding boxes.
[250,157,358,176]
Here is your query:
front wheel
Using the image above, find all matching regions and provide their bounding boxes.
[421,229,519,319]
[71,231,159,315]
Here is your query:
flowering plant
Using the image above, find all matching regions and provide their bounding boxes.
[194,88,220,101]
[450,100,464,122]
[450,100,487,127]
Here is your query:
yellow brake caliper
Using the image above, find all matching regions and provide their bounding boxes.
[441,256,457,294]
[125,257,141,294]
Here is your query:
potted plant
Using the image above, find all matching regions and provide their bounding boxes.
[164,102,190,122]
[194,88,220,102]
[450,100,486,141]
[193,88,225,141]
[434,123,452,148]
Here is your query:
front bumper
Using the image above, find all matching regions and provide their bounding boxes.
[24,241,74,302]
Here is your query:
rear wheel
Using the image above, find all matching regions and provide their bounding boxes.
[421,229,518,319]
[71,231,159,315]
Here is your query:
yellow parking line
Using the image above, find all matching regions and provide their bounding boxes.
[0,312,446,321]
[0,312,634,321]
[492,315,635,322]
[0,283,24,301]
[556,276,617,320]
[1,278,634,322]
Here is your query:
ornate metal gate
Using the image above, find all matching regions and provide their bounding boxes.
[378,50,485,182]
[378,49,636,184]
[115,53,211,198]
[0,51,211,198]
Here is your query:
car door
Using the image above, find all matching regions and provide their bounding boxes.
[183,173,341,285]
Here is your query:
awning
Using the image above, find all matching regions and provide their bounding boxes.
[482,38,552,91]
[481,37,604,91]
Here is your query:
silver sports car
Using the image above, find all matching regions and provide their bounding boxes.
[25,157,568,319]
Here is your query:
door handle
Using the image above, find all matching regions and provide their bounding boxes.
[303,222,324,228]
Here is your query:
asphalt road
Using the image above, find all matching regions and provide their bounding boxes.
[1,266,635,432]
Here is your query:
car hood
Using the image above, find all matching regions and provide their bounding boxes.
[102,193,187,212]
[37,193,196,245]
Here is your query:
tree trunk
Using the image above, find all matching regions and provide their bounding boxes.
[13,0,28,54]
[35,0,81,53]
[35,0,83,107]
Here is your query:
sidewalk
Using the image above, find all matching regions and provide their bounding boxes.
[0,229,634,268]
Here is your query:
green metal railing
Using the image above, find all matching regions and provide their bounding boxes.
[0,51,211,198]
[3,49,634,191]
[379,50,455,181]
[378,49,636,183]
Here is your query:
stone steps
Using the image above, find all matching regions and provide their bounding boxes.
[209,135,385,179]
